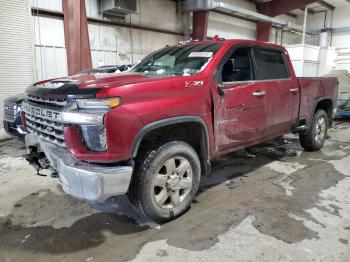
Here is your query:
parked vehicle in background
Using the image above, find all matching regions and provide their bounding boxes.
[23,39,338,222]
[323,70,350,118]
[3,94,26,140]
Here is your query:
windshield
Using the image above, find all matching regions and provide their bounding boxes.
[131,43,222,76]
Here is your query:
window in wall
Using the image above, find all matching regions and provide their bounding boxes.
[221,47,254,82]
[254,48,290,80]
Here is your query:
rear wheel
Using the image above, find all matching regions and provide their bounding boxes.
[130,141,201,222]
[299,109,328,151]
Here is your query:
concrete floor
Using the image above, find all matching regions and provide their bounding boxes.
[0,122,349,262]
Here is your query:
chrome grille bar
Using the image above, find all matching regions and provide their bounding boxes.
[23,100,66,147]
[25,114,64,131]
[27,95,67,108]
[26,126,66,147]
[3,102,17,122]
[26,120,64,140]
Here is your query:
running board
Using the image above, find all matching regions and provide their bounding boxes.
[292,118,308,133]
[294,125,308,132]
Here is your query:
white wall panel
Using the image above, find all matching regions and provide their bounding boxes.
[85,0,183,32]
[33,16,65,46]
[85,0,184,66]
[0,0,34,123]
[208,11,256,40]
[32,16,67,80]
[31,0,62,12]
[88,23,182,66]
[35,46,67,80]
[129,0,183,32]
[306,5,350,49]
[85,0,99,18]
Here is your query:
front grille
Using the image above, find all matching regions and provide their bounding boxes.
[23,99,66,147]
[3,102,17,122]
[25,113,66,147]
[27,95,67,109]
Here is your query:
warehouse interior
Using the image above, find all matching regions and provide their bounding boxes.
[0,0,350,261]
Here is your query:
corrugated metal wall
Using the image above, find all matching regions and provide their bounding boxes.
[0,0,34,123]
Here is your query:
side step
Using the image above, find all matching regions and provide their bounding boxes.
[293,119,308,133]
[294,125,308,132]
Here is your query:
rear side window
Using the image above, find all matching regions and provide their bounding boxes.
[254,48,290,80]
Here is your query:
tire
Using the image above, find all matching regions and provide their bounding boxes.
[299,109,328,151]
[129,141,201,223]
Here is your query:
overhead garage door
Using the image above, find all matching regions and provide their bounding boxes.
[0,0,34,124]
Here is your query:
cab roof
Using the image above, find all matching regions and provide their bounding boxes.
[176,37,287,52]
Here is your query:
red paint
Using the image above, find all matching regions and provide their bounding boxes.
[257,0,319,17]
[55,40,338,163]
[256,22,272,42]
[63,0,92,75]
[192,10,209,41]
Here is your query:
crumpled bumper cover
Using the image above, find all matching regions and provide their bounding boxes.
[25,133,133,203]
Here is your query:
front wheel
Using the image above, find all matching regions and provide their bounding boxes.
[299,109,328,151]
[130,141,201,223]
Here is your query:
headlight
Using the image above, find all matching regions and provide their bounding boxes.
[76,97,121,109]
[61,97,121,125]
[80,125,107,152]
[62,111,105,125]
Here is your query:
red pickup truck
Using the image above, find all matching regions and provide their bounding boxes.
[23,39,338,222]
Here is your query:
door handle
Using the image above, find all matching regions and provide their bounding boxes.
[290,88,299,93]
[252,90,266,97]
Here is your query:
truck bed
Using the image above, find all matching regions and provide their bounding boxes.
[297,77,338,125]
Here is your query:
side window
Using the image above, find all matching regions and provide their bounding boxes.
[254,48,290,80]
[221,47,254,82]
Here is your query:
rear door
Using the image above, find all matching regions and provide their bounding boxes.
[253,47,299,133]
[213,45,275,152]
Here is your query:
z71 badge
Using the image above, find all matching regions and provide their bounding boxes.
[185,81,204,88]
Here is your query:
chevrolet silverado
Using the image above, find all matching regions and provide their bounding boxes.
[23,39,338,222]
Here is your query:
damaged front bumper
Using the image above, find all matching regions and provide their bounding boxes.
[25,133,133,203]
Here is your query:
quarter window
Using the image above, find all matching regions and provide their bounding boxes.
[254,48,290,80]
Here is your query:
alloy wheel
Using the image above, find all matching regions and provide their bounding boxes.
[152,156,193,209]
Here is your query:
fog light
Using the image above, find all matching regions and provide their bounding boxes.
[80,125,107,152]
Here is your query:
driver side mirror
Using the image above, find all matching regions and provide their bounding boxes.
[214,68,225,97]
[217,83,225,97]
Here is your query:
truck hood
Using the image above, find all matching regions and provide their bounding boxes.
[25,72,175,99]
[69,72,173,89]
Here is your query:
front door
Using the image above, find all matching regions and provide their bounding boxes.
[212,46,275,153]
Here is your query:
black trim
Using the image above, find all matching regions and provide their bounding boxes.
[4,94,25,104]
[131,116,210,160]
[26,81,100,100]
[310,96,333,126]
[214,44,255,85]
[253,46,291,81]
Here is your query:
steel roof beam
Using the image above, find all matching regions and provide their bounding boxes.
[257,0,319,17]
[318,1,335,10]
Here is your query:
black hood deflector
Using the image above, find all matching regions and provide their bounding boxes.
[26,80,100,100]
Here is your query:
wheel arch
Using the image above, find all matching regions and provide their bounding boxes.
[311,96,333,126]
[131,116,210,175]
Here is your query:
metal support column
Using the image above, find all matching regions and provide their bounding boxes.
[62,0,92,75]
[301,6,308,76]
[192,10,209,41]
[257,21,272,42]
